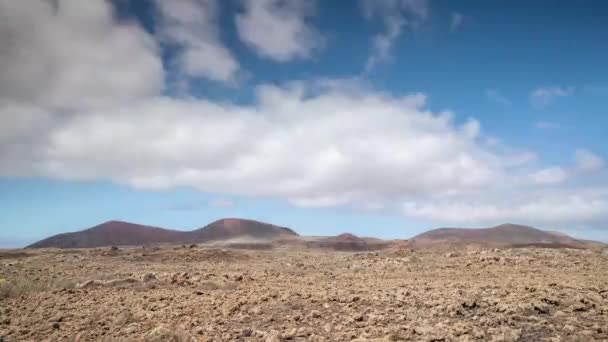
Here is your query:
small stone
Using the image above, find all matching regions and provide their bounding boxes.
[250,306,262,315]
[577,330,595,338]
[287,328,297,337]
[143,273,157,283]
[533,303,550,314]
[462,300,477,309]
[265,332,282,342]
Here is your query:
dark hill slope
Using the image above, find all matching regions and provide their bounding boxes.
[193,218,299,241]
[306,233,389,251]
[28,218,299,249]
[410,223,597,248]
[27,221,191,248]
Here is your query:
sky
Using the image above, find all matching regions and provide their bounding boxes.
[1,0,608,247]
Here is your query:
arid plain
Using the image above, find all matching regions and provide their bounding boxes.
[1,243,608,342]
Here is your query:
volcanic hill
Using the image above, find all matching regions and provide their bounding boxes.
[28,218,298,249]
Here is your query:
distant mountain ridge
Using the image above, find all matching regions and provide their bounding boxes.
[27,218,298,249]
[410,223,600,248]
[305,233,390,251]
[27,221,602,249]
[194,218,298,241]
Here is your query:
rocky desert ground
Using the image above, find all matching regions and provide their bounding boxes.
[1,246,608,342]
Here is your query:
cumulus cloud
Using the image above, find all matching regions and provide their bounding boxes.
[361,0,429,71]
[525,149,603,185]
[0,0,163,174]
[1,0,607,232]
[0,0,163,111]
[155,0,240,82]
[530,167,568,185]
[575,149,604,173]
[236,0,324,62]
[402,189,608,228]
[450,12,463,32]
[36,85,500,207]
[530,86,574,108]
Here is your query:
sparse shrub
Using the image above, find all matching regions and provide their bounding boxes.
[0,278,49,299]
[138,281,158,291]
[198,281,220,291]
[54,279,78,290]
[144,325,195,342]
[113,309,134,326]
[0,280,13,299]
[222,281,238,291]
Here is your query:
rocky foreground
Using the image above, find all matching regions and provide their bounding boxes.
[1,246,607,341]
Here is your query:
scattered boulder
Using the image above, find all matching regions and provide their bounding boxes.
[171,272,192,286]
[143,273,158,283]
[75,277,138,289]
[4,243,608,341]
[144,326,185,342]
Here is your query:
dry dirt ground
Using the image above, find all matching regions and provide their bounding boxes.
[1,246,608,342]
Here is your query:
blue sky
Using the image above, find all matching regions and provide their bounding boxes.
[1,0,607,247]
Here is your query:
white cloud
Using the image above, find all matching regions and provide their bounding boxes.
[530,167,568,185]
[1,0,607,233]
[402,189,608,228]
[461,118,480,139]
[450,12,463,32]
[0,0,163,112]
[361,0,429,71]
[0,0,163,175]
[530,86,574,108]
[522,149,604,187]
[36,85,500,206]
[236,0,324,62]
[155,0,239,82]
[485,89,510,105]
[575,149,604,173]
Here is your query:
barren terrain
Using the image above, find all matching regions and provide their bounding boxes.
[1,246,608,341]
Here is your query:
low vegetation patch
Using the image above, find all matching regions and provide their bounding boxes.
[144,325,195,342]
[0,277,50,299]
